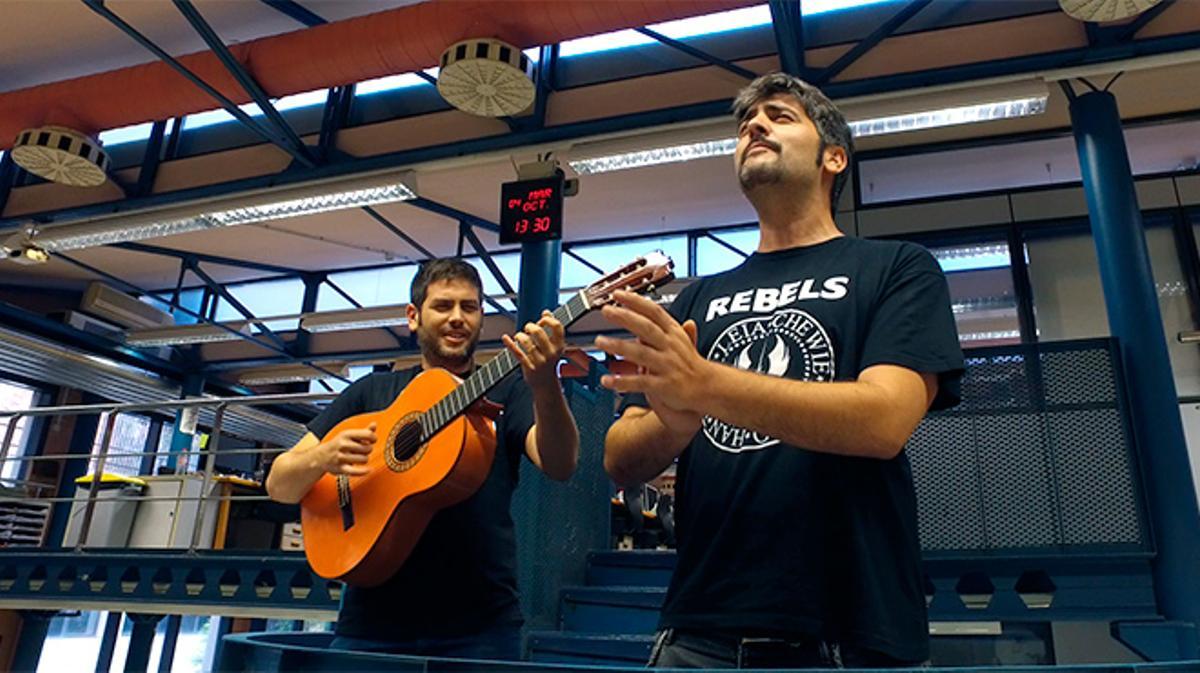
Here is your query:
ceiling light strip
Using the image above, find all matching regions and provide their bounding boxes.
[568,96,1048,175]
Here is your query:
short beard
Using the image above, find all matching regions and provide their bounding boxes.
[415,323,478,372]
[738,160,784,191]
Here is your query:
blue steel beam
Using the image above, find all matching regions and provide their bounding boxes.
[634,27,757,80]
[80,0,313,167]
[410,197,501,234]
[360,205,436,259]
[133,120,169,198]
[172,0,316,167]
[1068,88,1200,649]
[531,44,559,130]
[115,242,304,276]
[259,0,326,27]
[458,222,515,295]
[0,151,15,216]
[318,85,355,161]
[185,261,292,352]
[816,0,934,84]
[768,0,807,78]
[563,248,605,276]
[321,277,409,348]
[1116,0,1175,43]
[702,231,749,258]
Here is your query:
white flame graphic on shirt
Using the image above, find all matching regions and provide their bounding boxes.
[735,334,791,377]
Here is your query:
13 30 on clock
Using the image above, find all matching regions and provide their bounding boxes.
[499,175,564,244]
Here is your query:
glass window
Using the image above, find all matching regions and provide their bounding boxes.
[0,380,37,482]
[571,235,689,282]
[319,265,418,311]
[90,413,150,477]
[1144,217,1200,396]
[696,228,755,276]
[41,612,211,673]
[928,241,1021,347]
[309,365,376,396]
[215,278,306,330]
[141,288,206,324]
[465,253,521,298]
[1024,223,1110,342]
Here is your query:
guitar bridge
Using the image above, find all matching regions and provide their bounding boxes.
[336,475,355,530]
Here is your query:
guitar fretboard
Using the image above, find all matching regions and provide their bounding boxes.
[418,291,590,441]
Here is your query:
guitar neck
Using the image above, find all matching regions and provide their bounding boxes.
[420,291,591,440]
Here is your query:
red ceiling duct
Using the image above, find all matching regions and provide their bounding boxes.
[0,0,758,150]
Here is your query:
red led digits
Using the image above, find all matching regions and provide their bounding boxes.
[499,176,564,244]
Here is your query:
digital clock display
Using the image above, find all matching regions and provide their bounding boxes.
[499,175,563,244]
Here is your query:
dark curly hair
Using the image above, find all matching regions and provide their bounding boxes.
[732,72,854,216]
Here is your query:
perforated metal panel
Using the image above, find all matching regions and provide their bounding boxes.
[907,341,1147,555]
[908,417,985,551]
[1041,348,1117,405]
[513,382,614,629]
[1048,409,1143,545]
[975,413,1058,548]
[956,353,1036,411]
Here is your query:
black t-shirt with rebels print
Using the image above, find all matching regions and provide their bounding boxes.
[622,236,964,663]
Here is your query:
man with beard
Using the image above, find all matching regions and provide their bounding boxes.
[267,258,579,660]
[598,73,964,668]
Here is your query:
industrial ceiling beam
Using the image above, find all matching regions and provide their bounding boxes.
[172,0,316,167]
[81,0,313,167]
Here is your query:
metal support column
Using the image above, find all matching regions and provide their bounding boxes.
[293,274,322,358]
[95,611,123,673]
[1068,88,1200,647]
[517,239,562,327]
[10,610,56,673]
[123,613,164,673]
[156,615,182,673]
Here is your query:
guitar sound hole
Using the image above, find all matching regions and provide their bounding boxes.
[391,420,424,463]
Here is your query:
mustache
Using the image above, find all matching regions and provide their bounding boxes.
[742,137,780,156]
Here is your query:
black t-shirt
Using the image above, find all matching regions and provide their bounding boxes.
[621,236,964,662]
[305,366,535,639]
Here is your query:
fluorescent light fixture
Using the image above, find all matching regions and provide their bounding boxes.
[300,305,410,333]
[959,330,1021,342]
[126,321,251,347]
[27,171,417,253]
[933,244,1012,273]
[571,138,737,175]
[238,362,350,385]
[848,96,1047,138]
[568,80,1049,175]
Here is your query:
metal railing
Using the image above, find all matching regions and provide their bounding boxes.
[0,392,337,553]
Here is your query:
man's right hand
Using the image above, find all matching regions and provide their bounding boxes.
[646,319,702,442]
[313,422,377,476]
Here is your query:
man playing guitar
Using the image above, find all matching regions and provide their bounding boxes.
[266,258,580,659]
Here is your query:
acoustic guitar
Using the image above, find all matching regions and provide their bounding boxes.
[301,252,675,586]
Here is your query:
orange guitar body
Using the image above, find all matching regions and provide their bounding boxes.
[300,368,496,587]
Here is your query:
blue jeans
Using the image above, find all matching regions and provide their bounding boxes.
[329,621,523,661]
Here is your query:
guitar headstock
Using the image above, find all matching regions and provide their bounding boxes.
[583,251,675,309]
